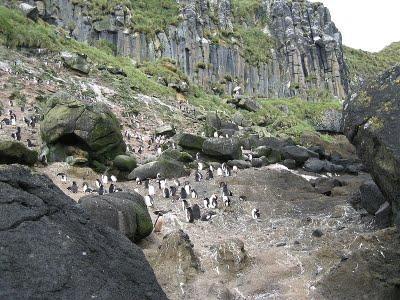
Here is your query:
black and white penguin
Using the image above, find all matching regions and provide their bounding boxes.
[98,184,105,195]
[252,208,260,219]
[27,139,36,148]
[95,179,102,188]
[82,182,94,193]
[109,183,122,193]
[217,167,223,177]
[203,197,210,209]
[169,186,177,197]
[197,162,204,171]
[206,169,214,180]
[195,171,203,182]
[201,211,216,221]
[181,198,189,211]
[9,99,13,107]
[148,184,155,196]
[224,167,231,177]
[153,212,164,233]
[101,175,108,185]
[191,189,198,199]
[239,195,247,201]
[163,187,170,198]
[232,165,238,173]
[180,187,187,199]
[145,195,154,207]
[210,194,218,209]
[223,195,231,207]
[57,172,67,183]
[174,179,181,187]
[191,204,201,220]
[185,207,194,223]
[67,181,78,194]
[110,175,117,183]
[220,182,233,197]
[136,177,142,185]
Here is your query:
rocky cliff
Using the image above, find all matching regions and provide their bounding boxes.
[23,0,348,99]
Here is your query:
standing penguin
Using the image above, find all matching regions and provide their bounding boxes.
[194,171,203,182]
[181,198,189,211]
[191,204,201,220]
[210,194,218,209]
[163,187,170,198]
[217,167,223,177]
[67,181,78,194]
[180,187,187,199]
[191,189,198,199]
[203,197,210,209]
[185,207,194,223]
[170,186,177,197]
[145,195,154,207]
[206,169,214,180]
[148,185,155,196]
[223,195,231,207]
[98,184,105,195]
[153,212,164,233]
[101,175,108,185]
[82,182,94,193]
[184,182,191,196]
[252,208,260,219]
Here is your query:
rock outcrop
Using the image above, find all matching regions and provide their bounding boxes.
[40,94,126,165]
[343,65,400,227]
[0,164,166,299]
[0,140,37,166]
[24,0,348,99]
[78,192,153,242]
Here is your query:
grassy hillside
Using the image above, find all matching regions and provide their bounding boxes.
[344,42,400,86]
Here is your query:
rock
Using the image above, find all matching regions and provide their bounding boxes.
[232,112,252,127]
[128,159,189,180]
[0,140,37,166]
[255,146,283,164]
[160,149,193,163]
[315,109,343,133]
[304,158,327,173]
[251,158,263,168]
[78,192,152,242]
[309,145,327,159]
[207,283,236,300]
[152,230,199,287]
[237,98,262,112]
[202,137,242,160]
[312,229,324,238]
[283,145,318,166]
[282,159,296,169]
[18,3,39,21]
[359,180,387,215]
[40,95,126,164]
[343,65,400,228]
[210,238,248,273]
[61,52,91,74]
[175,133,205,151]
[65,155,88,166]
[0,164,166,299]
[375,202,392,229]
[227,160,252,169]
[204,112,238,136]
[313,178,342,196]
[113,155,137,172]
[155,125,175,137]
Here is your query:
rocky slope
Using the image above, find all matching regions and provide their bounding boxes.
[19,0,348,99]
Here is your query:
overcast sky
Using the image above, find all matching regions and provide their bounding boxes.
[310,0,400,52]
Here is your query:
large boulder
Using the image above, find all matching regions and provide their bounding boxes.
[78,192,152,242]
[210,239,248,274]
[18,3,39,21]
[61,52,91,74]
[40,95,126,165]
[0,164,166,299]
[343,65,400,227]
[155,125,175,137]
[202,137,242,160]
[176,133,205,151]
[315,109,343,133]
[128,159,190,180]
[113,155,137,172]
[282,145,318,166]
[0,140,37,166]
[359,180,387,215]
[204,112,238,137]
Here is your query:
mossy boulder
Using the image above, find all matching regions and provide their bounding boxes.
[343,65,400,227]
[113,155,137,172]
[128,159,190,180]
[78,192,152,242]
[202,137,242,160]
[40,95,126,165]
[0,140,37,166]
[160,149,193,163]
[175,133,205,151]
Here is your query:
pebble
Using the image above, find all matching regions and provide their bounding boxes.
[312,229,323,237]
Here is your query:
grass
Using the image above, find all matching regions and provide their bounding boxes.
[344,42,400,83]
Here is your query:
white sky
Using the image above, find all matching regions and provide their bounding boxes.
[310,0,400,52]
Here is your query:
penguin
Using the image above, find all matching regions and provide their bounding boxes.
[82,182,94,193]
[159,179,166,190]
[223,195,231,207]
[203,197,210,209]
[252,208,260,220]
[57,173,67,183]
[217,167,223,176]
[224,168,231,177]
[181,198,189,211]
[196,152,201,160]
[169,186,177,197]
[27,139,36,148]
[163,187,170,198]
[9,99,13,107]
[157,147,162,155]
[195,171,203,182]
[221,163,227,171]
[109,183,122,193]
[201,211,216,221]
[101,175,108,185]
[153,212,164,233]
[136,177,142,185]
[185,207,194,223]
[198,162,204,171]
[191,204,201,220]
[184,183,191,196]
[67,181,78,193]
[213,131,219,138]
[145,195,154,207]
[98,185,105,195]
[191,189,198,199]
[110,175,117,183]
[144,179,150,189]
[206,169,214,180]
[210,194,218,209]
[174,179,181,187]
[220,182,232,197]
[148,185,155,196]
[10,114,16,126]
[95,179,102,188]
[180,187,187,199]
[232,165,238,173]
[239,195,247,201]
[209,165,214,172]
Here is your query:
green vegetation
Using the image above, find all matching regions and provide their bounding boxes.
[231,0,267,25]
[243,98,342,141]
[344,42,400,82]
[91,39,116,55]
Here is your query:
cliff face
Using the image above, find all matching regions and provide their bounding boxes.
[28,0,348,99]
